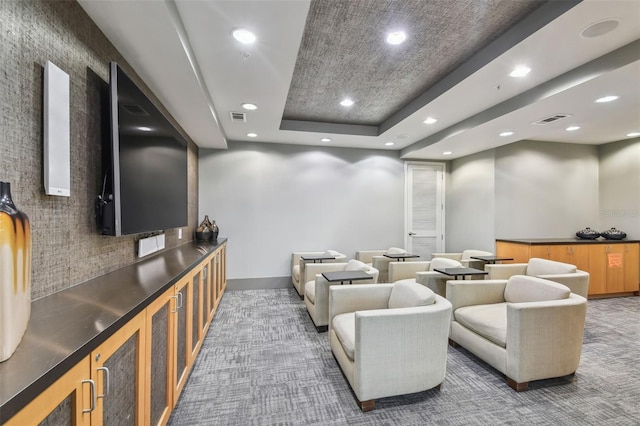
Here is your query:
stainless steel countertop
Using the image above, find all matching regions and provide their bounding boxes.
[0,239,226,421]
[497,238,640,245]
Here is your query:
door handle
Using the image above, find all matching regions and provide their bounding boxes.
[408,232,416,236]
[97,366,110,399]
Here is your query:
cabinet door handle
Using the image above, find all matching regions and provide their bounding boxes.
[170,295,179,313]
[177,291,184,309]
[82,379,96,413]
[97,366,110,399]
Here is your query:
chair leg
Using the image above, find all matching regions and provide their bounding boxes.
[448,338,459,348]
[359,399,375,412]
[507,378,529,392]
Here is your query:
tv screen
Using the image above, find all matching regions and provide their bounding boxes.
[98,63,188,236]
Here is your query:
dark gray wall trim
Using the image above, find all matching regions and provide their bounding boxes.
[227,277,292,291]
[280,119,378,136]
[401,38,640,158]
[380,0,581,135]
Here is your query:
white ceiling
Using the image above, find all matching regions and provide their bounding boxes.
[78,0,640,160]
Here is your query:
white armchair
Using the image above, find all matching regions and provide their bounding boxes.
[369,247,419,282]
[291,250,347,297]
[447,275,587,391]
[329,282,452,411]
[485,257,590,297]
[431,249,493,270]
[355,249,387,264]
[388,257,463,296]
[304,260,379,332]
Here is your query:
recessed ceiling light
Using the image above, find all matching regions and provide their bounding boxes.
[232,28,256,44]
[442,151,452,155]
[566,126,581,131]
[386,31,407,45]
[627,132,640,137]
[595,95,619,103]
[423,117,438,124]
[509,65,531,78]
[246,132,257,138]
[499,131,514,137]
[385,142,395,146]
[138,126,152,132]
[340,98,354,107]
[242,103,257,110]
[321,138,331,142]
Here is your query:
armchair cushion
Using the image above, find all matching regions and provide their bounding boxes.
[454,303,508,347]
[385,247,407,255]
[526,258,576,276]
[504,275,570,303]
[345,259,369,271]
[429,257,463,271]
[388,281,435,309]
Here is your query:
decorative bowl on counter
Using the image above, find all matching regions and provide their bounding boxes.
[576,227,600,240]
[601,227,627,240]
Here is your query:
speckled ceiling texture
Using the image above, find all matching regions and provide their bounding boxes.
[283,0,543,126]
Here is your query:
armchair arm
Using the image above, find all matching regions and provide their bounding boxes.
[506,294,587,383]
[485,263,528,280]
[354,296,452,400]
[446,280,507,311]
[329,284,393,323]
[415,271,449,296]
[431,252,463,261]
[356,250,387,264]
[536,271,590,298]
[388,261,430,282]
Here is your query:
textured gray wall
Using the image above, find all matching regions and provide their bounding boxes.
[599,138,640,239]
[199,141,405,279]
[1,0,198,300]
[446,150,496,252]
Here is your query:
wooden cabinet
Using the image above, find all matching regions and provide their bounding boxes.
[7,312,146,426]
[549,244,590,272]
[2,241,227,426]
[497,239,639,297]
[91,311,146,426]
[588,243,639,295]
[5,357,92,426]
[145,286,175,426]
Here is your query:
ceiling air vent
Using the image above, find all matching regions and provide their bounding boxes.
[532,113,571,125]
[229,111,246,122]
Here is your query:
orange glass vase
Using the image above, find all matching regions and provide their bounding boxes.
[0,182,31,361]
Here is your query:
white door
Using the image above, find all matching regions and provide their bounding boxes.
[405,162,445,260]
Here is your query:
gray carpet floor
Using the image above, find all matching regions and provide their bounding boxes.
[168,289,640,425]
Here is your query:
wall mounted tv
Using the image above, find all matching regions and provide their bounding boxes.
[97,62,188,236]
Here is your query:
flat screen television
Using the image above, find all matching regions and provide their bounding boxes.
[97,62,188,236]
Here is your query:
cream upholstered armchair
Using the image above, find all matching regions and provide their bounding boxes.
[368,247,419,282]
[447,275,587,392]
[329,282,452,411]
[291,250,346,297]
[388,257,463,296]
[304,260,379,332]
[431,249,493,270]
[355,249,387,264]
[485,257,590,298]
